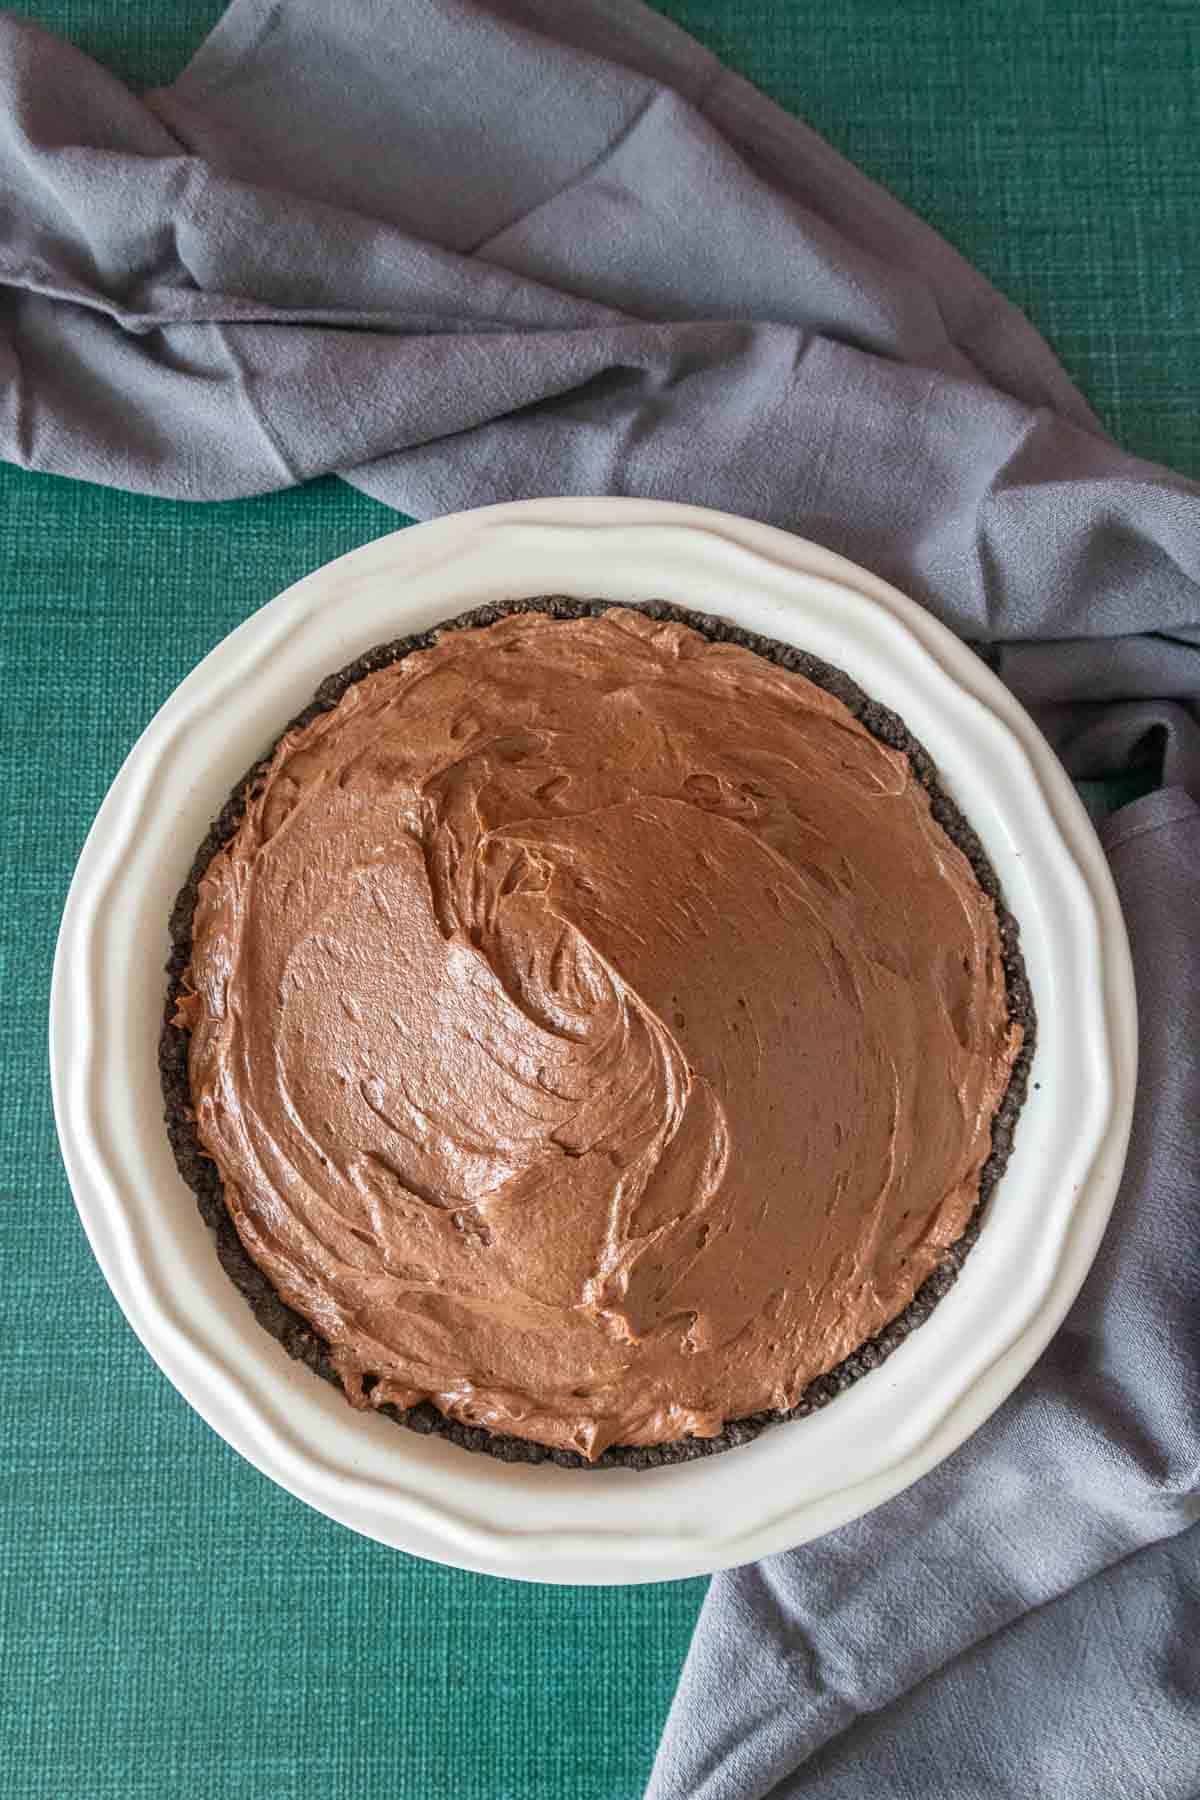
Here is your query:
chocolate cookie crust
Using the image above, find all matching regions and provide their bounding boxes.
[160,597,1035,1470]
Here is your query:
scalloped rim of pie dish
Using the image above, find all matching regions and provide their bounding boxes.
[51,498,1135,1586]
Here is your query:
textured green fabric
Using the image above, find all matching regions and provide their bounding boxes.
[2,4,1195,1798]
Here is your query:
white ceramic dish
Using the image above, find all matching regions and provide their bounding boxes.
[51,498,1136,1585]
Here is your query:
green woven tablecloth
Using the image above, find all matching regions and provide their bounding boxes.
[2,4,1196,1796]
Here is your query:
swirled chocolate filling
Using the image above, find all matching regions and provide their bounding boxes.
[172,605,1023,1461]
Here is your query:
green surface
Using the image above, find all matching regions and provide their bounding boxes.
[2,3,1195,1798]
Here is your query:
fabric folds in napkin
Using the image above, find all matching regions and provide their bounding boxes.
[2,4,1196,1795]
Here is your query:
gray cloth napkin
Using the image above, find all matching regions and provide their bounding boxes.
[3,2,1197,1793]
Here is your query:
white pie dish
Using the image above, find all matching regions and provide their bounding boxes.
[50,497,1136,1585]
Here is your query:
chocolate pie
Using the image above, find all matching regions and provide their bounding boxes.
[162,599,1032,1467]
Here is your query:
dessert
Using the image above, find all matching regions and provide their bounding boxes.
[162,599,1032,1466]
